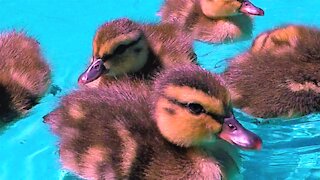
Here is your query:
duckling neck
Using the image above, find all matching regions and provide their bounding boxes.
[183,1,202,30]
[154,132,240,179]
[174,143,240,180]
[198,140,241,180]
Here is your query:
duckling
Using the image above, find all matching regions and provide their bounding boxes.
[158,0,264,43]
[223,25,320,118]
[78,18,197,88]
[45,64,262,180]
[0,31,51,124]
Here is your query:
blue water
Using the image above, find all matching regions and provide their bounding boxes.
[0,0,319,179]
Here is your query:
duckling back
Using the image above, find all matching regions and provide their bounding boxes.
[141,22,197,67]
[0,31,51,123]
[223,25,320,118]
[45,81,189,179]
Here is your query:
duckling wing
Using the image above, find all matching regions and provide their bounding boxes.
[45,82,157,179]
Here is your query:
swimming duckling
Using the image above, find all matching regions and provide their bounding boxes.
[78,18,197,88]
[223,25,320,118]
[0,31,51,124]
[158,0,264,43]
[45,64,262,180]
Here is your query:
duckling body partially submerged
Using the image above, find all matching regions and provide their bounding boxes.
[45,64,261,180]
[223,25,320,119]
[78,18,197,88]
[159,0,264,43]
[0,31,51,123]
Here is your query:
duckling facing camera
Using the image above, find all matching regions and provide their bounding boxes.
[158,0,264,43]
[223,25,320,119]
[0,31,51,124]
[45,64,262,180]
[78,18,197,88]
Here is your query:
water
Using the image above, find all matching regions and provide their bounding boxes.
[0,0,319,179]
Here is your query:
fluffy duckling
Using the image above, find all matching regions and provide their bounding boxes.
[223,25,320,118]
[0,31,51,124]
[158,0,264,43]
[45,64,262,180]
[78,18,197,88]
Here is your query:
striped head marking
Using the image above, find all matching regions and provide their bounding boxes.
[154,65,262,149]
[78,19,149,85]
[251,25,307,54]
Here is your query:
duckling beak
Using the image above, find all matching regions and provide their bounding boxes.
[78,59,106,85]
[239,0,264,16]
[218,115,262,150]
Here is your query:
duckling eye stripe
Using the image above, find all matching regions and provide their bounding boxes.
[260,32,271,50]
[165,96,225,124]
[100,36,143,61]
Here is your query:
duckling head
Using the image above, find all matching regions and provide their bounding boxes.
[250,25,320,55]
[152,64,262,150]
[199,0,264,18]
[78,19,149,85]
[273,26,320,109]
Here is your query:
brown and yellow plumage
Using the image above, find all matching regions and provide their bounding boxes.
[158,0,264,43]
[45,64,262,180]
[78,18,197,88]
[223,25,320,118]
[0,31,51,123]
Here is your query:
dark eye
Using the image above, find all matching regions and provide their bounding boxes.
[187,103,205,115]
[228,123,237,131]
[101,54,112,61]
[302,75,320,87]
[113,44,127,55]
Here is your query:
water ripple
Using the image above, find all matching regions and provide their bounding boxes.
[236,110,320,179]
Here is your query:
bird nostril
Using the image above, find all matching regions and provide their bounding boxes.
[228,123,237,131]
[93,64,100,70]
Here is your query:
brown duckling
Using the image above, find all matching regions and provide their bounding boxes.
[78,18,197,88]
[0,31,51,124]
[223,25,320,119]
[45,64,262,180]
[158,0,264,43]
